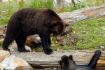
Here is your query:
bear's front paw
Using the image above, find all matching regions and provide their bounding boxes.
[44,48,53,55]
[18,48,30,52]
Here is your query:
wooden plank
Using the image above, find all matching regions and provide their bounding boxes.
[96,67,105,70]
[97,59,105,66]
[11,50,105,68]
[11,50,93,64]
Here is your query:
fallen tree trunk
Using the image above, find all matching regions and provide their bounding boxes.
[59,5,105,25]
[11,50,105,68]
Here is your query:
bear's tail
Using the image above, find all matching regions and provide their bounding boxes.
[88,50,101,69]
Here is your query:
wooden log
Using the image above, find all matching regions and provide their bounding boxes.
[96,67,105,70]
[11,50,105,68]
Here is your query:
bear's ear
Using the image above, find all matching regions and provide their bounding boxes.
[61,55,69,60]
[69,55,73,60]
[61,55,69,64]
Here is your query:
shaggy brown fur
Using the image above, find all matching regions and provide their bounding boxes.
[2,8,64,55]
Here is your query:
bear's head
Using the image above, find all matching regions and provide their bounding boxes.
[59,55,76,70]
[50,20,64,36]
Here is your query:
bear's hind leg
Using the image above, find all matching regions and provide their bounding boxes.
[15,35,28,52]
[88,50,101,69]
[2,33,15,51]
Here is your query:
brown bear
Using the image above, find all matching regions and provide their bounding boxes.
[2,8,64,55]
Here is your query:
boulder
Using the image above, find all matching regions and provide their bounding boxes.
[0,55,33,70]
[0,50,10,62]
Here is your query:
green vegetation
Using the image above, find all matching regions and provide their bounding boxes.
[30,0,53,9]
[0,1,18,25]
[72,16,105,49]
[50,16,105,50]
[1,16,105,51]
[60,0,105,12]
[0,0,105,25]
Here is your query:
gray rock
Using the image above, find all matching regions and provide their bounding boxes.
[0,50,10,62]
[0,55,33,70]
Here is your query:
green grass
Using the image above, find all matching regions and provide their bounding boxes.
[51,16,105,50]
[0,0,105,25]
[0,1,19,25]
[0,0,54,26]
[72,16,105,49]
[64,2,86,12]
[49,17,105,50]
[29,0,53,9]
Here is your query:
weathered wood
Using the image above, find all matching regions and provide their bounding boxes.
[96,67,105,70]
[11,50,105,68]
[97,60,105,66]
[59,5,105,25]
